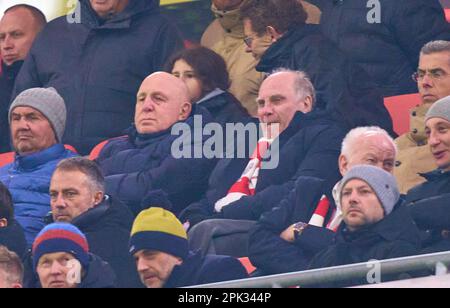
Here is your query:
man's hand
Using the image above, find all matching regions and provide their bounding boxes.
[280,224,296,243]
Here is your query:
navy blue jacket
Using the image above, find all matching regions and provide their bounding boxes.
[0,61,22,153]
[249,176,337,275]
[70,196,142,288]
[197,90,250,126]
[308,205,421,287]
[0,144,77,246]
[0,220,27,259]
[309,0,450,97]
[13,0,183,154]
[164,251,248,288]
[179,111,345,226]
[97,106,217,216]
[256,24,393,135]
[405,169,450,254]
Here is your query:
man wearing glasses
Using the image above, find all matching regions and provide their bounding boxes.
[395,40,450,194]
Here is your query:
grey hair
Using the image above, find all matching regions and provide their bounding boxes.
[270,68,316,107]
[54,157,105,193]
[341,126,397,158]
[421,40,450,56]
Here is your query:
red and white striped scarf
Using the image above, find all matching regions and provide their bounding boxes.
[309,195,342,232]
[215,138,272,213]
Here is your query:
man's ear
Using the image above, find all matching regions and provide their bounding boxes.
[266,26,283,42]
[179,102,193,121]
[93,191,105,207]
[339,154,348,176]
[300,95,313,113]
[0,218,8,228]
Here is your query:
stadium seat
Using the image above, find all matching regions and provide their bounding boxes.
[239,257,257,275]
[0,144,78,168]
[384,93,422,136]
[89,136,127,160]
[89,139,110,160]
[445,9,450,22]
[0,152,14,168]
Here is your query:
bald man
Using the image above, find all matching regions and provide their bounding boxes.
[96,72,217,216]
[0,5,46,152]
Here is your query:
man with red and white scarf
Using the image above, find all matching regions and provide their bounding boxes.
[249,126,398,275]
[180,69,346,257]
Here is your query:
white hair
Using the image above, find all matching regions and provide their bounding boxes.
[269,68,316,106]
[341,126,397,158]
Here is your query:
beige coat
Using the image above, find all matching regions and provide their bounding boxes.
[394,103,437,194]
[201,1,321,116]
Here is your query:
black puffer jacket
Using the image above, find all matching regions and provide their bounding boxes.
[71,196,142,288]
[405,169,450,254]
[309,205,421,287]
[309,0,450,97]
[13,0,183,154]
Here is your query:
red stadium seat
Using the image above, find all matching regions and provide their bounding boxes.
[89,140,110,160]
[384,93,422,136]
[0,144,78,168]
[89,136,126,160]
[239,257,256,275]
[0,152,14,168]
[445,9,450,22]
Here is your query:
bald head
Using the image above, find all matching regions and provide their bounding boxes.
[135,72,192,134]
[0,5,46,66]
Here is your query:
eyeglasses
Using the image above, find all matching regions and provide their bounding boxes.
[412,70,449,82]
[243,36,253,48]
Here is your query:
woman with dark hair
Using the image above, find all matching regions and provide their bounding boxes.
[165,47,250,126]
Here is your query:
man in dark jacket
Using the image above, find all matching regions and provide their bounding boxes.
[181,69,345,257]
[308,0,450,98]
[405,95,450,254]
[130,207,248,288]
[309,166,421,288]
[240,0,393,134]
[32,223,116,288]
[0,182,26,259]
[96,72,217,216]
[0,87,77,247]
[249,126,398,275]
[49,157,141,288]
[13,0,183,154]
[0,5,46,153]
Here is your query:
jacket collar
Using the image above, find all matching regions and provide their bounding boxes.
[1,60,23,81]
[196,89,225,105]
[72,196,111,230]
[14,144,66,171]
[79,0,158,29]
[338,204,419,245]
[419,169,450,182]
[211,4,245,39]
[256,24,314,73]
[164,251,202,288]
[129,104,213,148]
